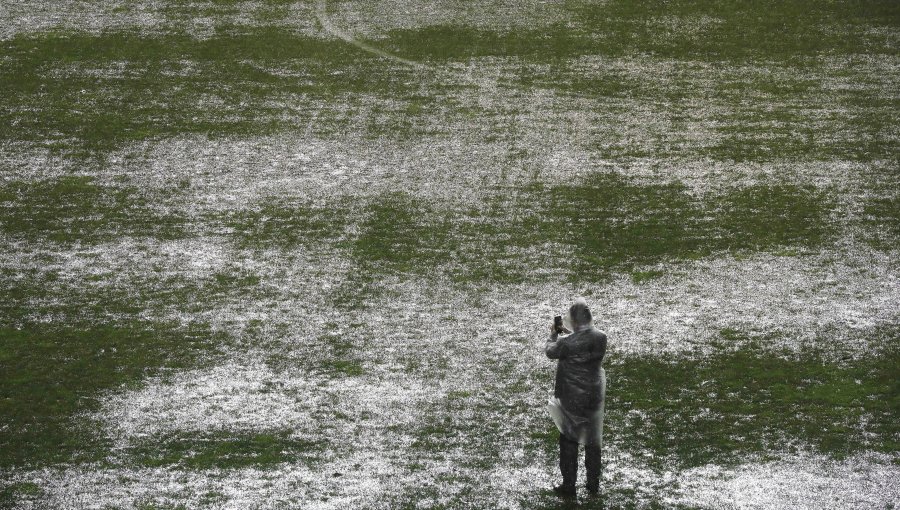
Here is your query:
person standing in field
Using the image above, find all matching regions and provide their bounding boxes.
[545,298,608,497]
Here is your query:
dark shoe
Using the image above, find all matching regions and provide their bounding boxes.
[553,484,576,498]
[586,482,599,495]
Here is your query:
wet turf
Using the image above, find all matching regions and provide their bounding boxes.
[0,0,897,507]
[0,176,186,243]
[129,430,322,470]
[409,326,899,476]
[211,175,838,284]
[0,323,223,468]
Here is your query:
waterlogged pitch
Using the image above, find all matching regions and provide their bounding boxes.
[1,1,898,508]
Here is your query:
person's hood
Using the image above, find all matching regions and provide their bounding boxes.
[563,297,593,332]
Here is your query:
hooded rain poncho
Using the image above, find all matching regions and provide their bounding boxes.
[546,299,608,446]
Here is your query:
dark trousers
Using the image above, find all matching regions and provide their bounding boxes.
[559,434,601,488]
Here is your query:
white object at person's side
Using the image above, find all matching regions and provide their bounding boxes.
[546,368,606,446]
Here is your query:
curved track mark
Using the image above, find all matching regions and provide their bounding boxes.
[315,0,427,70]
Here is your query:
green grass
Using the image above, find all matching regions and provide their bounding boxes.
[0,323,224,468]
[631,270,666,284]
[0,176,185,243]
[217,175,835,287]
[716,183,834,249]
[350,193,456,273]
[409,363,542,469]
[604,326,900,470]
[529,175,706,276]
[223,200,346,250]
[0,482,43,509]
[530,63,897,162]
[326,193,464,309]
[319,331,367,376]
[524,174,834,282]
[0,1,896,505]
[0,267,277,470]
[0,172,837,326]
[380,0,899,61]
[572,0,899,59]
[0,29,424,151]
[0,255,266,329]
[1,3,896,154]
[408,326,898,480]
[129,430,322,469]
[265,327,367,377]
[862,193,900,250]
[135,502,189,510]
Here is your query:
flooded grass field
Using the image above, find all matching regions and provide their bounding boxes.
[1,0,898,508]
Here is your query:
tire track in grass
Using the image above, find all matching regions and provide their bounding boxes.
[314,0,521,96]
[315,0,427,71]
